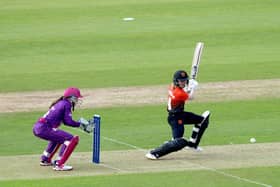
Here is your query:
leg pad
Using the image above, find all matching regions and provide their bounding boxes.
[57,136,79,166]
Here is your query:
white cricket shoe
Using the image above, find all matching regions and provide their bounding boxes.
[185,146,203,152]
[145,153,158,160]
[53,164,73,171]
[193,146,203,152]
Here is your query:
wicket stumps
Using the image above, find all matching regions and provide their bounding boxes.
[92,114,101,164]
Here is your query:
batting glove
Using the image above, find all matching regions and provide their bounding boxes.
[186,79,199,99]
[188,79,198,90]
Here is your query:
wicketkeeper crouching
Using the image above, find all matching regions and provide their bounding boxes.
[145,70,210,160]
[33,87,94,171]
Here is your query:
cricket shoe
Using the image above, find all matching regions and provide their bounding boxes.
[53,164,73,171]
[145,152,158,160]
[184,146,203,152]
[185,141,203,152]
[194,146,203,152]
[40,160,53,166]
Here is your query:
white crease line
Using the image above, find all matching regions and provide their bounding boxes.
[99,163,126,172]
[197,165,272,187]
[102,136,145,151]
[76,127,273,187]
[73,129,127,172]
[102,136,273,187]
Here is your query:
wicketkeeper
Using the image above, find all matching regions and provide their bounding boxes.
[33,87,94,171]
[145,70,210,160]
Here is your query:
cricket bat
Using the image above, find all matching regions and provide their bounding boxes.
[190,42,204,80]
[188,42,204,98]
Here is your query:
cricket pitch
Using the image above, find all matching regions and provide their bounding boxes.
[0,142,279,180]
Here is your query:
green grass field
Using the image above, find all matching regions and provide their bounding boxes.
[0,0,279,92]
[0,99,279,156]
[0,0,279,186]
[1,167,279,187]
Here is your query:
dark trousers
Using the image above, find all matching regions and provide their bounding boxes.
[168,111,204,139]
[150,111,209,158]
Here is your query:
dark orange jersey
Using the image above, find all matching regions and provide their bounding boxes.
[167,84,189,113]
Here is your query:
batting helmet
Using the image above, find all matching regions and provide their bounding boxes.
[173,70,189,86]
[64,87,83,98]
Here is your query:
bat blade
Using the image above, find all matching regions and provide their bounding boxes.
[190,42,204,80]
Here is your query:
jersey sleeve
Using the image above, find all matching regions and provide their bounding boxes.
[63,103,80,127]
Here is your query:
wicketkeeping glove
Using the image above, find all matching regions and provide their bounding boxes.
[79,117,94,133]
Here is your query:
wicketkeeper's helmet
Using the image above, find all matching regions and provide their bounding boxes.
[173,70,189,86]
[64,87,83,98]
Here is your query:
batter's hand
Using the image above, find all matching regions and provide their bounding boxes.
[188,79,198,90]
[187,79,199,99]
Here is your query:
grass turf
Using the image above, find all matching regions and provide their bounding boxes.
[0,166,278,187]
[0,0,280,92]
[0,98,279,156]
[0,0,279,186]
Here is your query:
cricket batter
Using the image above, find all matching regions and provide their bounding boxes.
[33,87,93,171]
[145,70,210,160]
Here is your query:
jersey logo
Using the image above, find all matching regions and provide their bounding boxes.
[178,119,183,125]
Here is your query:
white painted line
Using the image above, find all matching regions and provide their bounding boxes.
[102,136,145,151]
[197,165,272,187]
[75,127,273,187]
[102,136,273,187]
[99,163,126,172]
